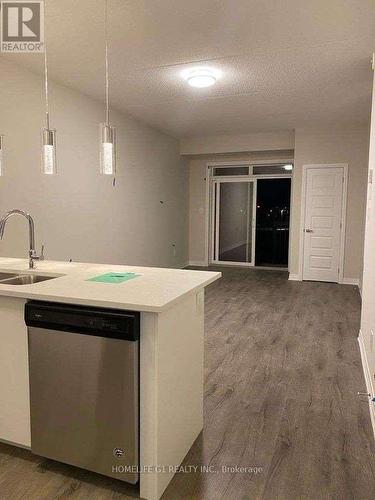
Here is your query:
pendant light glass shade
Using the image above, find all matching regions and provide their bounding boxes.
[0,135,4,176]
[100,123,116,175]
[42,128,57,175]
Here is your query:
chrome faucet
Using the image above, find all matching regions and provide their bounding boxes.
[0,209,44,269]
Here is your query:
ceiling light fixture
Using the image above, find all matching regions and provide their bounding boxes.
[41,0,57,175]
[283,164,293,171]
[100,0,116,179]
[182,67,220,88]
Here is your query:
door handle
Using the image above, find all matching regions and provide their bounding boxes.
[305,228,314,233]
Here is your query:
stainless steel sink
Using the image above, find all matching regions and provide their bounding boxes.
[0,275,58,285]
[0,272,18,281]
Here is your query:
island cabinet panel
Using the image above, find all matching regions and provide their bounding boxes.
[140,290,205,500]
[0,297,31,448]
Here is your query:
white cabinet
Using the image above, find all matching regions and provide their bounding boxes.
[0,297,31,447]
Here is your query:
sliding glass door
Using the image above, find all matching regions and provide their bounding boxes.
[211,179,256,265]
[255,178,291,267]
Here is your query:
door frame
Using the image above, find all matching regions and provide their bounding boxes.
[211,178,257,267]
[299,163,348,283]
[205,159,294,267]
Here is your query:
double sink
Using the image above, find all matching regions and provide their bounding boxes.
[0,272,58,286]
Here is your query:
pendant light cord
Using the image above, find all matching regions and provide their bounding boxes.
[44,0,50,130]
[105,0,109,126]
[105,0,115,186]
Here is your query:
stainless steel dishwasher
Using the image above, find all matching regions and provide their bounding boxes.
[25,301,140,484]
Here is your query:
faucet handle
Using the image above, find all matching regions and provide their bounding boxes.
[40,244,45,261]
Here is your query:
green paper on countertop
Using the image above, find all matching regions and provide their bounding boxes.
[87,272,141,284]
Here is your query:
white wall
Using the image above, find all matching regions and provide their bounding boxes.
[360,69,375,394]
[181,130,295,155]
[0,59,188,268]
[290,127,369,281]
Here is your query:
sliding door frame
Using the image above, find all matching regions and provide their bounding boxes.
[206,160,294,268]
[211,178,257,267]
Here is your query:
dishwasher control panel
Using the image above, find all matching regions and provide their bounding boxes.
[25,301,140,341]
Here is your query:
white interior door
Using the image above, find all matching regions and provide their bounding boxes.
[303,166,345,282]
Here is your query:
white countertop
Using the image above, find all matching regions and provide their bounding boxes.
[0,258,221,312]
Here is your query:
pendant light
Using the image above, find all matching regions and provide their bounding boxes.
[41,0,57,175]
[100,0,116,176]
[0,135,4,176]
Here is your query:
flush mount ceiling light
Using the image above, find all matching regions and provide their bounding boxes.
[182,67,220,88]
[41,0,57,175]
[283,164,293,171]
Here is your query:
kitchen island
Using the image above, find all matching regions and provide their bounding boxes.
[0,257,220,500]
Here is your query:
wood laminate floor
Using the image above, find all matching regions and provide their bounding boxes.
[1,267,374,500]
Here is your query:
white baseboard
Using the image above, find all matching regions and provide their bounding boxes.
[175,262,189,269]
[342,278,360,286]
[288,273,301,281]
[288,274,361,290]
[0,437,30,450]
[358,330,375,439]
[189,260,208,267]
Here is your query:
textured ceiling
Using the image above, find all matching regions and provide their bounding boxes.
[2,0,375,138]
